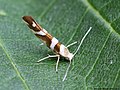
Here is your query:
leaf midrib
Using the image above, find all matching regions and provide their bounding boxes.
[80,0,120,89]
[82,0,120,37]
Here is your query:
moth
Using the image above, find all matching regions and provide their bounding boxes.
[22,16,92,81]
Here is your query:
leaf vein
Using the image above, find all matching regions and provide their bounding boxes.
[81,0,120,37]
[112,68,120,87]
[84,31,112,89]
[66,8,89,45]
[0,40,30,90]
[39,0,57,18]
[100,0,112,10]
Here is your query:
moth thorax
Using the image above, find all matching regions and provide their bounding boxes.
[60,44,74,61]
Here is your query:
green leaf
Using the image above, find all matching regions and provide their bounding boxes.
[0,0,120,90]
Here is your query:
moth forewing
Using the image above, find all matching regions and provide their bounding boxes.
[22,16,92,81]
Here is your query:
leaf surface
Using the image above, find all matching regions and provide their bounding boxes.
[0,0,120,90]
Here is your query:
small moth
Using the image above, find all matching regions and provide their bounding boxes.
[22,16,92,81]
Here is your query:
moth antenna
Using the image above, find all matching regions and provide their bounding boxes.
[62,27,92,81]
[73,27,92,56]
[62,60,71,81]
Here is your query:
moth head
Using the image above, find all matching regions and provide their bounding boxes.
[65,52,74,61]
[60,44,74,61]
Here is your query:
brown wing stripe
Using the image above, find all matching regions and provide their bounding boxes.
[23,16,61,53]
[54,42,61,53]
[22,16,42,31]
[35,33,52,48]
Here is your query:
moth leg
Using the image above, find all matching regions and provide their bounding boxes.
[67,41,77,48]
[62,60,71,81]
[37,54,59,62]
[55,55,60,72]
[37,56,50,62]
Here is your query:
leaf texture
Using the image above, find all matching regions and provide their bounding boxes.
[0,0,120,90]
